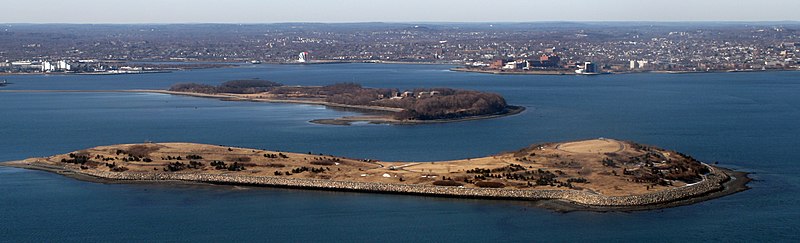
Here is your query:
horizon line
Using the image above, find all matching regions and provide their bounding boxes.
[2,20,800,25]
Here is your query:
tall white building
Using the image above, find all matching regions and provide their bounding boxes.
[637,60,648,69]
[629,60,649,70]
[41,61,55,72]
[298,52,309,63]
[57,60,71,71]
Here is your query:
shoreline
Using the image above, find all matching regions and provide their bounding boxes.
[0,89,525,125]
[4,62,796,77]
[451,67,800,76]
[535,166,750,212]
[0,61,450,76]
[451,67,582,75]
[309,105,526,125]
[271,60,456,65]
[0,159,749,212]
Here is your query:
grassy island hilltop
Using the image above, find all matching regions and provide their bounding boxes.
[2,139,747,211]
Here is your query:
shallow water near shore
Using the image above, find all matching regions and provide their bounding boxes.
[1,64,799,241]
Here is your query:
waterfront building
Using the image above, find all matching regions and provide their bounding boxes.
[11,61,32,66]
[41,61,54,72]
[527,55,561,68]
[637,60,649,69]
[489,59,505,69]
[56,60,71,71]
[298,52,309,63]
[584,62,598,73]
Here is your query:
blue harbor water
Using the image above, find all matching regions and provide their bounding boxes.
[1,64,798,241]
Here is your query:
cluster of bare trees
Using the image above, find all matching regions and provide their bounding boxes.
[169,80,283,94]
[322,83,396,105]
[168,83,218,94]
[216,80,283,93]
[318,84,508,120]
[394,90,507,120]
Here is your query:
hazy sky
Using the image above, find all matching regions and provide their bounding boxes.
[1,0,798,23]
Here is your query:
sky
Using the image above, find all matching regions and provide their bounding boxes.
[1,0,798,23]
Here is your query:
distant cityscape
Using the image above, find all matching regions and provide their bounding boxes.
[1,22,798,74]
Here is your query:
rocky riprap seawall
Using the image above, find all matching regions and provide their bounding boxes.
[22,162,730,208]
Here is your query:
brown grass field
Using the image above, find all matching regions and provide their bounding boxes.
[6,139,712,197]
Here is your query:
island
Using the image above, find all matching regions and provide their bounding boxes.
[1,139,749,211]
[165,80,525,125]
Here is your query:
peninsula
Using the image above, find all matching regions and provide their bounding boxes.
[164,80,524,125]
[2,139,749,211]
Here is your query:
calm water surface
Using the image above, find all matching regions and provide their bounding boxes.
[1,64,798,241]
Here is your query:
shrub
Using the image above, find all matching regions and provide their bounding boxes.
[210,160,227,170]
[475,181,505,188]
[567,177,589,183]
[63,152,92,164]
[433,180,464,187]
[165,162,186,172]
[187,161,204,169]
[227,162,246,171]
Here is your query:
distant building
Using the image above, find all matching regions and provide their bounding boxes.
[584,62,598,73]
[298,52,309,63]
[638,60,648,69]
[489,59,506,69]
[56,60,71,71]
[41,61,54,72]
[629,60,648,70]
[503,61,519,70]
[576,61,599,74]
[467,61,490,67]
[526,55,561,69]
[416,91,441,98]
[11,61,32,66]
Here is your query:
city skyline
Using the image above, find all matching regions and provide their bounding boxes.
[1,0,799,24]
